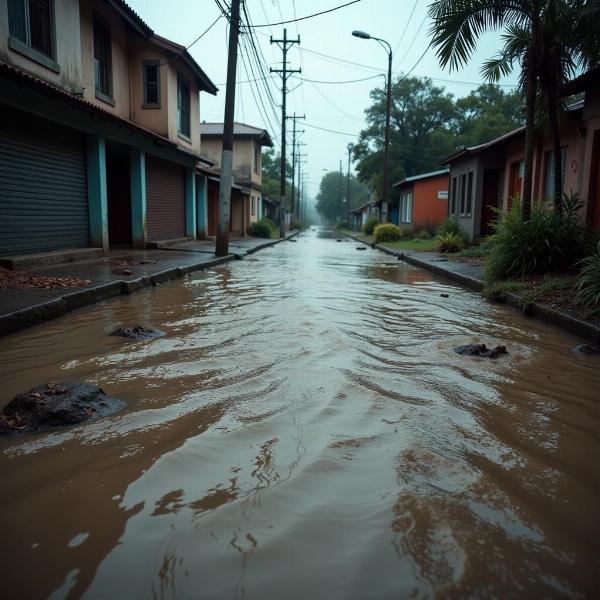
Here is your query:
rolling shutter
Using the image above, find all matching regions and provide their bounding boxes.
[146,155,185,241]
[0,105,89,256]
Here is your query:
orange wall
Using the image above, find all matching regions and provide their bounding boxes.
[411,174,449,231]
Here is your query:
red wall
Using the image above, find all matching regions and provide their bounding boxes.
[411,174,449,231]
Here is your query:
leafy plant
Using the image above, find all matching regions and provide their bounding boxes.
[374,223,403,243]
[417,229,432,239]
[291,218,304,230]
[436,232,465,253]
[249,219,275,239]
[483,280,523,301]
[362,217,379,236]
[485,195,585,281]
[576,241,600,306]
[437,217,469,243]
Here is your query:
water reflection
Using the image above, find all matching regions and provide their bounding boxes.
[0,228,599,599]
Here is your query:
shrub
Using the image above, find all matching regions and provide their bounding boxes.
[576,240,600,306]
[291,218,303,230]
[362,217,379,236]
[483,280,523,301]
[373,223,403,243]
[436,232,465,253]
[485,195,585,281]
[249,219,275,238]
[437,217,469,244]
[417,229,432,240]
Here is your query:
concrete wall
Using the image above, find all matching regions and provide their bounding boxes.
[411,174,449,232]
[166,64,201,155]
[448,155,480,241]
[0,0,83,92]
[201,137,262,187]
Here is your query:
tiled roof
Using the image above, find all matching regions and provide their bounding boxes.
[200,122,274,146]
[393,168,449,188]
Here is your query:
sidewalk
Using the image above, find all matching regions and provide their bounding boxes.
[0,231,300,337]
[343,231,600,345]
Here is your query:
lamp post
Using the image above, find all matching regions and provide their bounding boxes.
[347,143,353,229]
[352,29,391,223]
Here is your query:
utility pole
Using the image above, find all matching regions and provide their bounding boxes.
[294,140,306,221]
[338,159,343,224]
[347,143,353,229]
[270,29,301,238]
[286,113,305,223]
[216,0,241,257]
[297,152,307,223]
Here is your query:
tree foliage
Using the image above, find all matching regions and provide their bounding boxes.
[354,77,523,195]
[261,148,294,209]
[315,171,369,222]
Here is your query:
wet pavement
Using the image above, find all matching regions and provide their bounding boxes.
[0,227,599,599]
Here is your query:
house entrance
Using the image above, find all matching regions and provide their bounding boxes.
[106,144,132,246]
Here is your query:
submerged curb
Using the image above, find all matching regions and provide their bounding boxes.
[0,233,301,338]
[342,232,600,345]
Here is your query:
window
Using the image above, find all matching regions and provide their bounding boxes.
[451,177,458,214]
[8,0,57,68]
[399,191,412,224]
[466,171,473,215]
[177,75,191,138]
[143,60,160,107]
[544,147,567,198]
[460,173,467,214]
[254,144,261,174]
[93,15,112,101]
[251,196,256,215]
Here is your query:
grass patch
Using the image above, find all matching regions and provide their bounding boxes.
[483,280,524,301]
[378,238,438,252]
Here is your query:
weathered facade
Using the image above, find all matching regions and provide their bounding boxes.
[0,0,217,258]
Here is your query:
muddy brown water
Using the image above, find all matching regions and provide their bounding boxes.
[0,228,599,599]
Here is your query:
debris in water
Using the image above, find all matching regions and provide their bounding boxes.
[440,293,449,298]
[0,267,90,290]
[109,325,165,340]
[570,344,600,355]
[454,343,507,359]
[0,383,125,436]
[356,247,367,251]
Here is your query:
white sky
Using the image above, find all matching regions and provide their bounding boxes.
[128,0,521,201]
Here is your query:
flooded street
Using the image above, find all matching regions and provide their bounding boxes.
[0,228,599,599]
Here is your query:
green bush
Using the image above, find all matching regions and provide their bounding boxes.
[291,218,303,230]
[485,194,585,281]
[373,223,403,243]
[436,232,465,253]
[417,229,432,240]
[576,240,600,306]
[437,217,469,244]
[362,217,379,236]
[249,219,275,238]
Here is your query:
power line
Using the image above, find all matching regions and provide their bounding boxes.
[392,0,418,64]
[396,15,427,70]
[307,80,364,122]
[297,74,384,84]
[243,0,362,28]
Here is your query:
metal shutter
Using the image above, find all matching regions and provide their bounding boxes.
[0,105,89,256]
[146,155,185,241]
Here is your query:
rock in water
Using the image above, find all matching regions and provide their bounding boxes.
[454,343,508,359]
[0,383,125,436]
[110,325,164,340]
[356,246,367,251]
[570,343,600,355]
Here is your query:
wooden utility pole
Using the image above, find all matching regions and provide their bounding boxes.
[287,113,305,222]
[296,152,307,223]
[216,0,241,257]
[347,143,353,228]
[270,29,301,238]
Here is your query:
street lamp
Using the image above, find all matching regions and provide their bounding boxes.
[347,143,353,229]
[352,29,392,223]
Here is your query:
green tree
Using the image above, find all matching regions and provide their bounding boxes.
[354,77,457,194]
[261,148,294,209]
[315,171,369,223]
[455,84,524,147]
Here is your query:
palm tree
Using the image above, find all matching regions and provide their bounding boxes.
[429,1,600,218]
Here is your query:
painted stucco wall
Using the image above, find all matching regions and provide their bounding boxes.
[166,65,201,155]
[448,155,480,241]
[0,0,82,91]
[201,137,263,187]
[411,174,449,232]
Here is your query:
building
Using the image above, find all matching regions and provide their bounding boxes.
[441,68,600,242]
[391,169,449,233]
[0,0,217,259]
[349,201,374,230]
[199,122,273,236]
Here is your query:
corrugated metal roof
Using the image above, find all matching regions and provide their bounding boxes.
[200,122,274,146]
[393,169,449,188]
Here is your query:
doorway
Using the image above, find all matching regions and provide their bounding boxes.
[106,144,132,246]
[588,130,600,231]
[481,169,499,237]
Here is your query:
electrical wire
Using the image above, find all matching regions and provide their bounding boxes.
[392,0,418,63]
[243,0,362,28]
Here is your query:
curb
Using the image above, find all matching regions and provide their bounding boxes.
[0,233,302,338]
[341,231,600,345]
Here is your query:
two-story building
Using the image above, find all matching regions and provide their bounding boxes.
[199,122,273,236]
[0,0,217,260]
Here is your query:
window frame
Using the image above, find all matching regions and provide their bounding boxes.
[251,196,256,216]
[177,73,191,140]
[450,176,458,215]
[399,190,413,224]
[142,59,161,108]
[93,13,114,105]
[544,147,567,199]
[465,171,473,216]
[460,173,467,215]
[254,143,261,175]
[7,0,60,73]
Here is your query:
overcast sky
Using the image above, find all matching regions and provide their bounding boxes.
[128,0,521,200]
